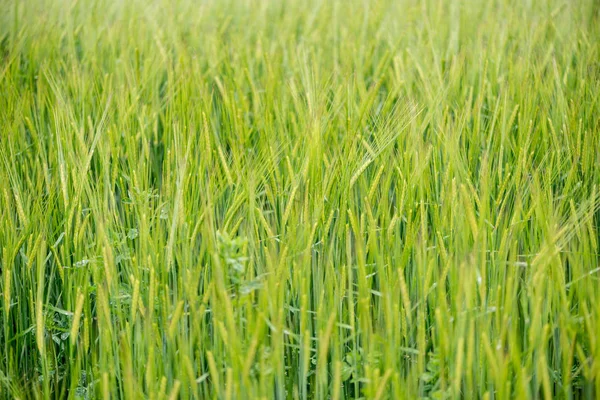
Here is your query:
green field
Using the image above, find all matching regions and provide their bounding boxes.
[1,0,599,398]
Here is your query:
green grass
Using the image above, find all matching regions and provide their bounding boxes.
[1,0,600,398]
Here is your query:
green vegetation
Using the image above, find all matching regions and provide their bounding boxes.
[1,0,599,398]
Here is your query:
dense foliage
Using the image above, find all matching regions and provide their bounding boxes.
[1,0,599,398]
